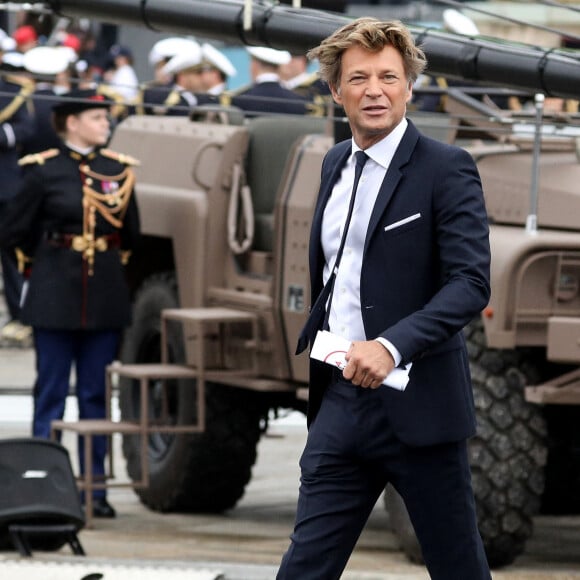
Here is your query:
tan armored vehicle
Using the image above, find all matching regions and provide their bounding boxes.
[15,0,580,568]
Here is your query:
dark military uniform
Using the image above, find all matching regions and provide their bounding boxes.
[132,81,172,115]
[0,74,35,325]
[231,81,311,116]
[288,72,333,118]
[0,74,35,190]
[287,71,331,100]
[1,145,140,328]
[0,144,140,502]
[134,82,217,116]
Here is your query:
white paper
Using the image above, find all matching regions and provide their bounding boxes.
[311,330,411,391]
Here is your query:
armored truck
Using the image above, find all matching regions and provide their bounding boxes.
[12,0,580,568]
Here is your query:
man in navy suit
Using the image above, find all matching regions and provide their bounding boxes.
[277,18,492,579]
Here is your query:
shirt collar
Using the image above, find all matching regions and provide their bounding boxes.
[351,117,408,169]
[65,142,95,157]
[207,82,226,95]
[255,73,280,84]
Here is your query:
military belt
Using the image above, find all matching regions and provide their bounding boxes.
[46,232,121,252]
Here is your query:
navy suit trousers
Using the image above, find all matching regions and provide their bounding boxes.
[33,328,120,499]
[277,377,491,579]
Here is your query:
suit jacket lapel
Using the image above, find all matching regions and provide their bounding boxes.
[364,120,421,252]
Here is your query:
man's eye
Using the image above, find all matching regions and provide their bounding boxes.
[349,76,365,84]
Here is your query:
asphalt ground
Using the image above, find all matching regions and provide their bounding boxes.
[1,289,580,578]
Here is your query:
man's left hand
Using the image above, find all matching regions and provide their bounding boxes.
[343,340,395,388]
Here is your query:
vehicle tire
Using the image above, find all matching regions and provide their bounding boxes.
[119,272,263,512]
[385,319,548,569]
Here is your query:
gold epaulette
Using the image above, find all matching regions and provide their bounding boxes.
[164,89,181,108]
[295,72,321,90]
[222,82,252,100]
[18,148,60,166]
[4,74,35,93]
[0,75,36,124]
[97,84,128,119]
[219,92,232,108]
[306,95,331,117]
[100,148,141,166]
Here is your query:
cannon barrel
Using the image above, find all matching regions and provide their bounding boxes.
[37,0,580,99]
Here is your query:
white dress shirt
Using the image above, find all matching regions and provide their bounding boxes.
[321,118,408,365]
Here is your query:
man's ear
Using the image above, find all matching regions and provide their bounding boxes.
[405,80,413,104]
[330,84,342,106]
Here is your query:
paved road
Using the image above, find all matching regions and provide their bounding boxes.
[1,346,580,579]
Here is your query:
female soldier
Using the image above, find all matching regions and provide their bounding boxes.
[0,88,140,518]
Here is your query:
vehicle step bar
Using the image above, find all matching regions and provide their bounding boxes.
[525,368,580,405]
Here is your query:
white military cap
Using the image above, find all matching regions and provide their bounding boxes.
[56,45,78,64]
[149,37,199,67]
[201,43,236,77]
[23,46,71,76]
[161,41,204,77]
[247,46,291,66]
[443,9,480,36]
[2,51,25,70]
[0,29,16,52]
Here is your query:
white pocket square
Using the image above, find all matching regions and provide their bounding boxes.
[384,212,422,232]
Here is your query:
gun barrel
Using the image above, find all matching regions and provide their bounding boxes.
[40,0,580,100]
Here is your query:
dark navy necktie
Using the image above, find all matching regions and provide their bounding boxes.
[296,150,369,355]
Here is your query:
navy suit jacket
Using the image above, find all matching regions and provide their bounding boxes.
[306,119,491,447]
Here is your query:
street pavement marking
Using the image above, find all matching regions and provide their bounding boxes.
[0,560,222,580]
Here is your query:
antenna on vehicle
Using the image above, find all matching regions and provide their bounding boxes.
[526,93,545,235]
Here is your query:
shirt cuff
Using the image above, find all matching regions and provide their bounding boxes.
[375,337,402,367]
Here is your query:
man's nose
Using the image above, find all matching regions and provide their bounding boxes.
[365,76,382,96]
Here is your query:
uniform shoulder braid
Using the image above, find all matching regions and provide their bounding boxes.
[0,75,36,124]
[18,148,60,166]
[99,148,141,167]
[3,74,35,93]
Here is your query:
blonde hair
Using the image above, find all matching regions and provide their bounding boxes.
[308,18,427,91]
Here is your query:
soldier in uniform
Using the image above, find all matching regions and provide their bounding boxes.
[21,46,72,155]
[148,36,199,85]
[0,40,35,344]
[133,37,201,115]
[0,88,141,518]
[281,53,332,117]
[137,39,214,116]
[155,43,217,115]
[281,53,330,99]
[200,42,236,97]
[231,46,311,116]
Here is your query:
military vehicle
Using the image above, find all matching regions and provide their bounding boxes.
[11,0,580,568]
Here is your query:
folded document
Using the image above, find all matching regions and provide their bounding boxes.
[310,330,411,391]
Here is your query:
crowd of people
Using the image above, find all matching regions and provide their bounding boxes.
[0,25,333,343]
[0,21,333,519]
